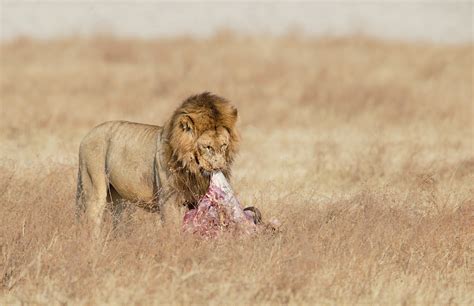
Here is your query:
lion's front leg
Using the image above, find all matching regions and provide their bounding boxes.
[157,188,190,227]
[156,188,175,223]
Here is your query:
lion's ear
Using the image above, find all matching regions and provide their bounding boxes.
[179,115,194,132]
[227,106,238,125]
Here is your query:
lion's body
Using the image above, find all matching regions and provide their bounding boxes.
[76,93,239,236]
[77,121,161,208]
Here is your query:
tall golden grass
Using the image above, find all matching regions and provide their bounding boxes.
[0,34,473,305]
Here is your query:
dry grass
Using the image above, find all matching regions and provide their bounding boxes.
[0,34,473,305]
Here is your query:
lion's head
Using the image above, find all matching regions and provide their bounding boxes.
[163,93,239,200]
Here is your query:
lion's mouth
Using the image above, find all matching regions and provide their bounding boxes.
[200,168,212,177]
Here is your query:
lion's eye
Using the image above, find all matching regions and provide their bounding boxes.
[221,143,228,151]
[206,146,214,153]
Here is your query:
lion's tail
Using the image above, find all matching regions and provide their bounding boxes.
[75,166,85,219]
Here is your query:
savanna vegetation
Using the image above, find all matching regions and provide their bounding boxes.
[0,34,472,305]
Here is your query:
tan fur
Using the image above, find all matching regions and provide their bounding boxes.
[76,93,239,236]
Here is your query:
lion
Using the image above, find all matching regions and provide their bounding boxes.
[76,92,239,236]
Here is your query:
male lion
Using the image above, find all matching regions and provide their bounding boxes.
[76,92,239,236]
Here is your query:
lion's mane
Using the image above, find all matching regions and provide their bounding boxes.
[161,92,239,203]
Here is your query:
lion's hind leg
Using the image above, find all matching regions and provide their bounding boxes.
[107,186,127,232]
[77,146,109,240]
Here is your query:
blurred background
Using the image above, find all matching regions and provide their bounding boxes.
[1,1,472,43]
[1,1,472,171]
[0,1,472,177]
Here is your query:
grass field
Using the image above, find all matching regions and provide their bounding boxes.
[0,34,473,305]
